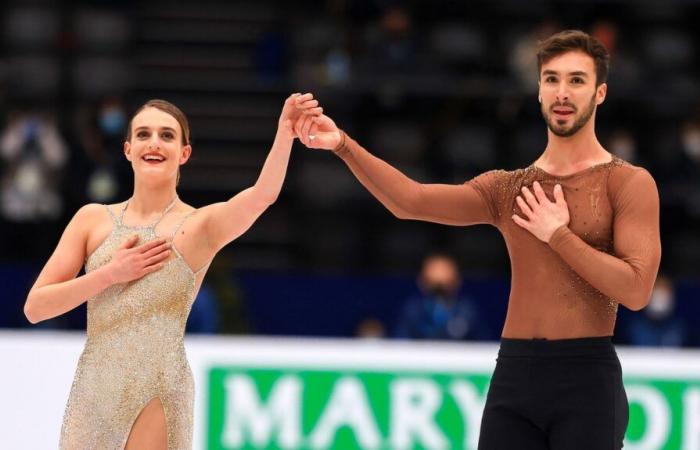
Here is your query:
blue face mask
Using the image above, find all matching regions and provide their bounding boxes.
[23,117,40,141]
[99,108,126,137]
[426,285,453,301]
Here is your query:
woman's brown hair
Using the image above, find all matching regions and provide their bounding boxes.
[125,99,191,145]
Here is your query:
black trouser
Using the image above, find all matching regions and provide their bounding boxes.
[478,336,628,450]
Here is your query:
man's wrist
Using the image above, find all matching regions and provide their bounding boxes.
[547,224,570,246]
[332,130,348,156]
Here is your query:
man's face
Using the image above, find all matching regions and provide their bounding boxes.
[538,51,606,138]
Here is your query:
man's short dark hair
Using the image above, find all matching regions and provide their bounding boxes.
[537,30,610,86]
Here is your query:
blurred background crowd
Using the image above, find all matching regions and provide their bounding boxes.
[0,0,698,346]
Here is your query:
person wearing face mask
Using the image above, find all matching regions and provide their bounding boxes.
[22,94,322,449]
[678,120,700,217]
[394,253,491,341]
[73,98,130,206]
[623,274,689,347]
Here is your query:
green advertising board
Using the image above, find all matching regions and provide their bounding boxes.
[206,366,700,450]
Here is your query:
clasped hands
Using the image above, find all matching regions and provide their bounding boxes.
[277,93,342,150]
[282,93,571,244]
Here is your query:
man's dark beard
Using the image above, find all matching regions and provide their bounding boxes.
[542,93,596,137]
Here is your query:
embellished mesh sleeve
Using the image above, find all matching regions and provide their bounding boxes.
[334,132,498,226]
[548,168,661,310]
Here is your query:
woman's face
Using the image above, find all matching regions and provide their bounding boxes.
[124,107,191,183]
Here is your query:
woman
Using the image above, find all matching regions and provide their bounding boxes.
[23,93,321,449]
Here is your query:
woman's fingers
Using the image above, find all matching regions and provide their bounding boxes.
[118,235,140,250]
[285,93,301,105]
[136,238,167,254]
[293,116,305,139]
[141,242,171,258]
[297,99,319,110]
[302,106,324,116]
[294,93,314,105]
[144,250,171,267]
[143,262,166,275]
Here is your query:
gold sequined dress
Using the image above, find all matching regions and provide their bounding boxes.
[60,200,206,449]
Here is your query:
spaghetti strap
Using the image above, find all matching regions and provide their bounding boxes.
[117,201,129,225]
[152,199,178,229]
[119,197,178,229]
[171,210,197,239]
[169,209,209,277]
[103,204,118,224]
[192,261,211,276]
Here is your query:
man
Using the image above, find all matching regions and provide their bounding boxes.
[395,252,491,341]
[294,30,661,449]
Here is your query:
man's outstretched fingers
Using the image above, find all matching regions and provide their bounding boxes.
[516,196,534,218]
[308,122,319,145]
[553,184,566,204]
[532,181,549,203]
[512,214,530,229]
[297,115,314,146]
[301,114,315,142]
[521,186,539,209]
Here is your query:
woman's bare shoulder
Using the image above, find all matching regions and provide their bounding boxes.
[73,201,127,225]
[171,201,199,222]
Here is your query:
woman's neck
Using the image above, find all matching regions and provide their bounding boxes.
[128,181,178,217]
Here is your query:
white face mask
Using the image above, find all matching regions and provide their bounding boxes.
[646,287,674,320]
[610,136,636,161]
[15,159,43,195]
[682,128,700,160]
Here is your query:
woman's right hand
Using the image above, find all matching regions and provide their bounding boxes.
[103,236,171,285]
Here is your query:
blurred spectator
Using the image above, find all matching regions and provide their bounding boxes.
[0,110,66,221]
[658,119,700,220]
[364,6,417,73]
[508,20,559,94]
[207,255,251,335]
[355,317,387,339]
[607,129,640,164]
[255,26,289,81]
[72,97,129,205]
[678,119,700,218]
[186,282,219,334]
[591,20,619,56]
[394,253,490,341]
[623,275,690,347]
